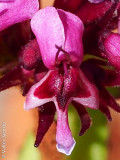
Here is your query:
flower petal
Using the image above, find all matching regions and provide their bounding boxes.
[99,104,112,121]
[74,69,99,109]
[31,7,65,69]
[0,0,39,31]
[54,0,84,12]
[76,0,111,25]
[104,33,120,70]
[0,0,15,2]
[0,65,22,91]
[73,101,92,136]
[88,0,104,3]
[34,102,56,147]
[100,87,120,112]
[104,69,120,87]
[31,7,84,69]
[24,70,63,110]
[55,101,76,155]
[57,9,84,67]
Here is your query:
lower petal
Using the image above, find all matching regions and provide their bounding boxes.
[34,102,56,147]
[72,101,92,136]
[74,69,99,109]
[99,104,112,121]
[55,101,75,155]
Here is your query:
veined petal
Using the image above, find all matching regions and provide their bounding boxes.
[0,0,39,31]
[55,101,76,155]
[24,70,63,110]
[73,68,99,109]
[31,7,84,69]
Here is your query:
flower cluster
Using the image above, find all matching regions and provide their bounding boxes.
[0,0,120,156]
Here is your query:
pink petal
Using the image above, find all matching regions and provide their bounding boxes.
[0,0,14,2]
[0,0,39,31]
[104,33,120,70]
[58,9,84,67]
[88,0,104,3]
[74,69,99,109]
[31,7,84,69]
[55,101,76,155]
[24,70,63,110]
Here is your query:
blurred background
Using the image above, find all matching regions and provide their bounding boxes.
[0,0,120,160]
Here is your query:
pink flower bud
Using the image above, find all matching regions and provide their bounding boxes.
[104,33,120,70]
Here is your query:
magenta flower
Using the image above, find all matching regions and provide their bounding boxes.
[0,0,39,31]
[0,0,120,157]
[23,7,99,155]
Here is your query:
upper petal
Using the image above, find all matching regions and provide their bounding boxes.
[31,7,65,69]
[57,9,84,67]
[0,0,39,31]
[31,7,84,69]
